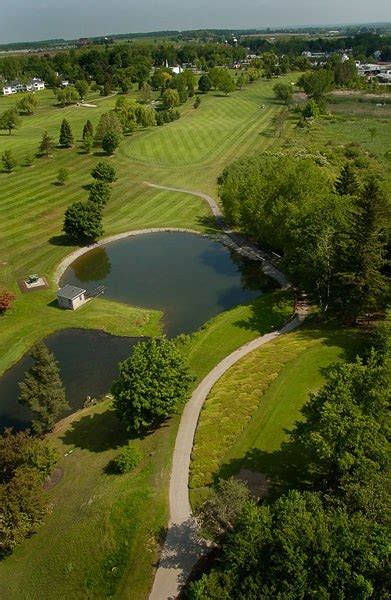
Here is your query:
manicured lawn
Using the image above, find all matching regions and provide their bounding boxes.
[190,323,364,507]
[0,76,295,375]
[0,289,293,600]
[0,75,299,599]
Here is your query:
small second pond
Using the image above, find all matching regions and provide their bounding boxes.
[0,329,141,431]
[1,232,277,431]
[60,232,276,337]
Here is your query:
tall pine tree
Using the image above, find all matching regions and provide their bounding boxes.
[335,163,360,196]
[59,119,74,148]
[19,342,68,435]
[82,119,94,140]
[39,131,55,157]
[336,177,390,320]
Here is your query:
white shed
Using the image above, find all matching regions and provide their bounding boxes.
[57,285,87,310]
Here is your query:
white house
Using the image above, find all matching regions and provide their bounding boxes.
[57,285,87,310]
[1,84,14,96]
[31,77,45,91]
[1,78,45,95]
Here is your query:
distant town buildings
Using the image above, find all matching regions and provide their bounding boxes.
[1,77,45,95]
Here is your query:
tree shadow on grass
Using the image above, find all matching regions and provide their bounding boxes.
[196,215,221,234]
[60,407,129,452]
[217,438,313,500]
[233,294,292,335]
[153,519,209,586]
[48,234,75,247]
[60,406,170,453]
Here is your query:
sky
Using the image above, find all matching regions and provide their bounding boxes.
[1,0,390,44]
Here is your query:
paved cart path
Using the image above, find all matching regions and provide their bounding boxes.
[147,183,306,599]
[150,312,306,600]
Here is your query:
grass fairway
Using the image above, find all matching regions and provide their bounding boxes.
[190,322,364,506]
[0,76,296,376]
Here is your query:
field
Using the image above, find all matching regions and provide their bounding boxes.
[1,73,387,598]
[190,322,364,506]
[0,76,297,598]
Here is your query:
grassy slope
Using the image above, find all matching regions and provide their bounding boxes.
[0,78,296,599]
[190,323,364,506]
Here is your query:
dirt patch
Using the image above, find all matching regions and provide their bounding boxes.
[236,468,271,500]
[44,466,64,491]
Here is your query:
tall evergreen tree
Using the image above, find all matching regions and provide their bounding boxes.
[335,163,360,196]
[336,177,390,319]
[82,119,94,140]
[39,131,54,157]
[18,342,68,435]
[59,119,74,148]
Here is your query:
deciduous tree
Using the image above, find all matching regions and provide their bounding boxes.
[17,93,37,115]
[273,82,293,105]
[0,108,21,135]
[0,289,16,313]
[112,339,193,432]
[162,88,180,109]
[63,200,104,242]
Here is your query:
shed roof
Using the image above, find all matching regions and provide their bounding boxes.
[57,284,86,300]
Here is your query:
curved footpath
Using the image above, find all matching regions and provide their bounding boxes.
[150,313,306,600]
[147,183,306,599]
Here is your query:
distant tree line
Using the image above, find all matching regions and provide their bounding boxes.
[244,32,391,61]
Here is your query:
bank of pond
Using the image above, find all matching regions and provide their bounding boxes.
[1,232,277,431]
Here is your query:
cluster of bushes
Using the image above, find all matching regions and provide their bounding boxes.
[219,153,390,322]
[0,429,60,557]
[110,442,142,474]
[156,108,180,126]
[0,340,69,556]
[63,161,117,243]
[190,323,390,597]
